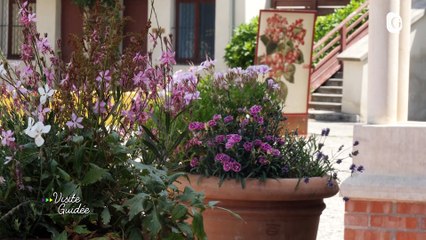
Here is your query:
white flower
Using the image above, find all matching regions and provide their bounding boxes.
[25,120,51,147]
[38,84,55,105]
[0,176,5,185]
[24,117,35,136]
[4,156,12,165]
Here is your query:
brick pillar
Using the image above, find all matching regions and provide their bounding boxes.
[345,200,426,240]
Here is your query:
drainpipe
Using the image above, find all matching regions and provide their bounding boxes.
[231,0,235,36]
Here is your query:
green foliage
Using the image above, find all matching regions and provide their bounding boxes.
[73,0,116,8]
[314,0,367,42]
[189,67,282,123]
[224,17,258,69]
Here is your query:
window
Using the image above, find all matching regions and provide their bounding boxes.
[175,0,215,63]
[0,0,36,59]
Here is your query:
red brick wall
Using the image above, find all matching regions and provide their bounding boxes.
[345,200,426,240]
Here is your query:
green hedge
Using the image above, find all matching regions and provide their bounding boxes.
[224,0,366,68]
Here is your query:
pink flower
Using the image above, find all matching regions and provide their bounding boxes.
[1,130,15,147]
[223,161,233,172]
[160,50,176,65]
[215,153,230,163]
[232,161,241,172]
[212,114,222,121]
[215,135,226,143]
[66,113,83,129]
[188,122,204,131]
[207,120,216,127]
[37,38,50,54]
[190,157,199,168]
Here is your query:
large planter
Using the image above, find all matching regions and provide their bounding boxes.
[177,174,339,240]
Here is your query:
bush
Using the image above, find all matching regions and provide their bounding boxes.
[224,17,258,69]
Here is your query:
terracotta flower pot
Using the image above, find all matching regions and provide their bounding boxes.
[176,174,339,240]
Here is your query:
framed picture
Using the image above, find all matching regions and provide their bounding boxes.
[255,10,316,115]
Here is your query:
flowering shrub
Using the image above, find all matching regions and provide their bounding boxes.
[0,1,209,239]
[185,106,362,187]
[189,64,285,123]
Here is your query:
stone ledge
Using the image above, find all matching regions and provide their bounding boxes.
[341,174,426,202]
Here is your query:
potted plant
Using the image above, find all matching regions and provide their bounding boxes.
[0,1,210,239]
[175,66,362,240]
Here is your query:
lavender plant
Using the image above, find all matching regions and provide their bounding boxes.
[0,1,209,239]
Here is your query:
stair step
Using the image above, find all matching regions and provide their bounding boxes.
[333,71,343,78]
[324,78,343,86]
[311,93,342,103]
[308,110,359,122]
[309,102,342,112]
[315,86,343,94]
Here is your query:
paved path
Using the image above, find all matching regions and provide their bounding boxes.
[308,120,356,240]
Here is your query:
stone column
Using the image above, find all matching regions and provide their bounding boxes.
[367,0,400,124]
[397,0,411,122]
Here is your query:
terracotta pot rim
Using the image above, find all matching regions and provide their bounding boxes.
[176,174,339,201]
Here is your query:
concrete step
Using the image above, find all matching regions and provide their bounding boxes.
[311,93,342,103]
[333,71,343,78]
[308,101,342,112]
[315,86,343,94]
[324,78,343,87]
[308,110,360,122]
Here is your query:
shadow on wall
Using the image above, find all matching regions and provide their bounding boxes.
[409,5,426,121]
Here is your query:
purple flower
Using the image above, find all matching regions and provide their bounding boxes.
[350,164,356,173]
[160,50,176,65]
[232,161,241,172]
[343,197,350,202]
[249,105,262,116]
[277,138,285,145]
[215,153,230,163]
[253,139,263,147]
[243,142,253,152]
[225,134,242,149]
[93,100,107,115]
[207,120,217,127]
[271,149,281,156]
[257,157,269,165]
[353,141,359,146]
[336,159,343,164]
[212,114,222,121]
[321,128,330,136]
[66,113,84,129]
[357,165,364,173]
[260,143,273,153]
[223,161,233,172]
[264,135,274,142]
[188,122,204,131]
[223,115,234,123]
[215,135,226,143]
[190,157,199,168]
[240,119,249,128]
[304,177,310,184]
[255,116,264,125]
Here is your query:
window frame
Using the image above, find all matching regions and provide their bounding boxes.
[175,0,215,64]
[7,0,36,59]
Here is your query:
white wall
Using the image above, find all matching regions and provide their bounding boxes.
[36,0,61,52]
[148,0,270,72]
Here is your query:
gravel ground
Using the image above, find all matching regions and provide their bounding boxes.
[308,120,356,240]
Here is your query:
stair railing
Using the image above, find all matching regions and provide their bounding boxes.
[310,1,369,91]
